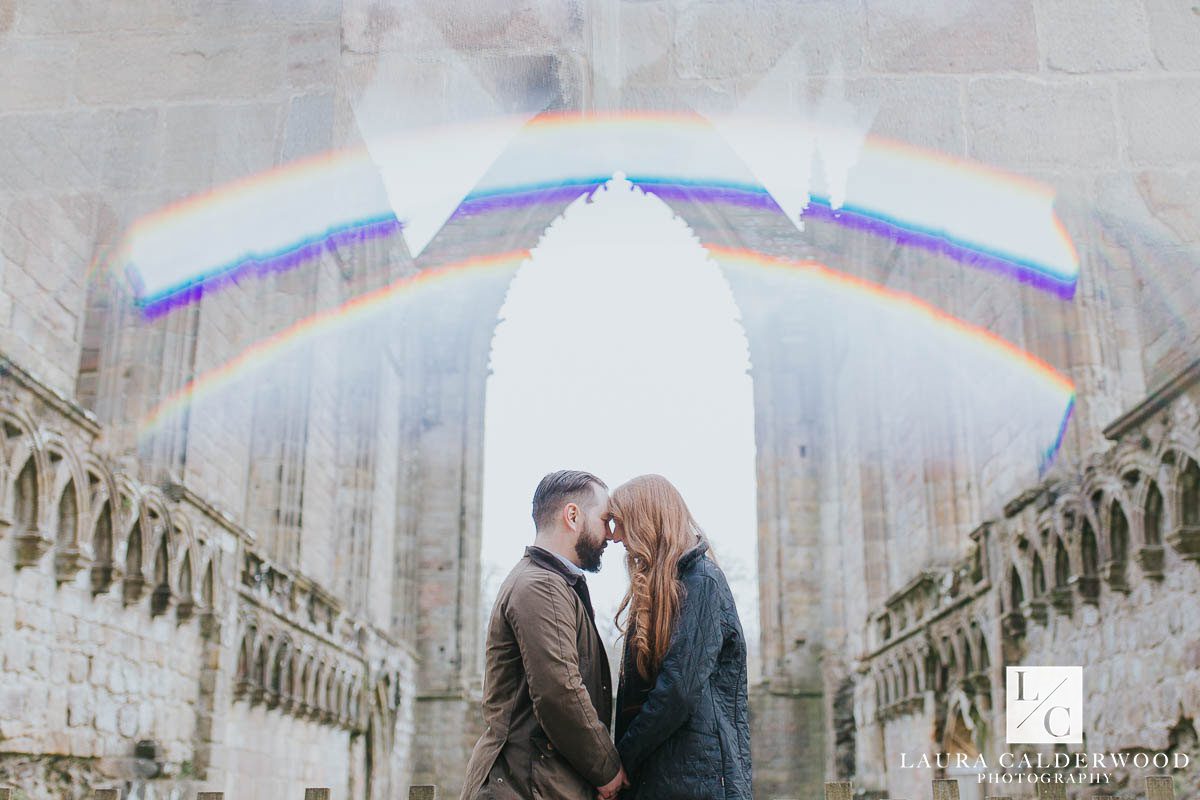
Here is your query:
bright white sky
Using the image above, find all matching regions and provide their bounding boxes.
[480,174,760,678]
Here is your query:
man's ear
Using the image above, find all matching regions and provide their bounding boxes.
[563,502,580,531]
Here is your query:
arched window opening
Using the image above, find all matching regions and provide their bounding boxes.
[53,481,86,582]
[1081,522,1099,576]
[91,502,115,595]
[1145,482,1164,546]
[177,551,195,622]
[123,526,146,605]
[977,636,990,670]
[1182,459,1200,526]
[1110,502,1130,565]
[55,481,77,547]
[13,458,47,567]
[14,458,37,533]
[150,536,172,616]
[1050,535,1074,614]
[1009,565,1024,611]
[201,559,215,608]
[1054,538,1070,587]
[1077,521,1101,605]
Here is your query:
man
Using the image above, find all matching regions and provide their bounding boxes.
[460,470,630,800]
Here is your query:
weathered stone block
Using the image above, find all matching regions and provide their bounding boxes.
[866,0,1038,73]
[74,33,287,105]
[1036,0,1152,73]
[94,696,118,733]
[287,26,340,91]
[838,75,965,154]
[283,94,336,162]
[1167,523,1200,562]
[2,632,28,672]
[100,109,163,193]
[117,703,140,738]
[1120,78,1200,166]
[211,0,342,29]
[16,0,189,34]
[1145,0,1200,71]
[66,685,93,727]
[0,38,75,111]
[67,653,89,683]
[1132,170,1200,245]
[967,77,1117,168]
[612,2,671,88]
[676,1,863,80]
[344,0,583,56]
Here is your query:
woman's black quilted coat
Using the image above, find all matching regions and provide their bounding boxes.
[614,540,752,799]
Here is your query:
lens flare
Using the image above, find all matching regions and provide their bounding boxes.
[113,111,1079,317]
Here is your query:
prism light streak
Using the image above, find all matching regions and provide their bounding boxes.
[115,111,1080,315]
[802,199,1077,298]
[138,251,528,437]
[136,216,403,320]
[142,239,1077,470]
[706,245,1077,470]
[116,146,397,307]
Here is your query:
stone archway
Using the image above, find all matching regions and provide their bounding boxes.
[392,123,829,800]
[479,173,761,692]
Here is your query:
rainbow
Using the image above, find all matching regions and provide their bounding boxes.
[115,111,1080,315]
[115,146,398,315]
[707,246,1077,471]
[140,239,1076,471]
[138,251,528,434]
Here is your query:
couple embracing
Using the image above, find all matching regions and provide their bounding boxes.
[461,470,752,800]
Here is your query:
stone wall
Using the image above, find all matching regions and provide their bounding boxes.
[855,363,1200,796]
[0,354,416,797]
[2,1,1200,799]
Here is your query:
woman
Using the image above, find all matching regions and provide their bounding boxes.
[606,474,752,800]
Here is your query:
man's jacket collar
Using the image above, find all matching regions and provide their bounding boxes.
[526,545,583,586]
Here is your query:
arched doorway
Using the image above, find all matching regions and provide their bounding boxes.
[480,174,761,679]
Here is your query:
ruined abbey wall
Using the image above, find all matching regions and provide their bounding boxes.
[1,2,1199,799]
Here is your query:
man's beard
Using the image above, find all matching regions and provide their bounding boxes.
[574,520,606,573]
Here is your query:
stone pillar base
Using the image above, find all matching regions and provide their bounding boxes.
[413,692,485,800]
[749,683,826,800]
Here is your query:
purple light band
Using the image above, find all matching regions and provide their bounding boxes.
[801,203,1077,300]
[138,217,403,319]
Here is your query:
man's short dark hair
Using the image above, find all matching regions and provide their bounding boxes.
[532,470,607,531]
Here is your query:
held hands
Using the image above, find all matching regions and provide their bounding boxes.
[596,765,630,800]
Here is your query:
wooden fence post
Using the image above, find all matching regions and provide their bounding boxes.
[983,796,1012,800]
[931,778,959,800]
[1034,782,1066,800]
[94,790,119,800]
[1146,776,1176,800]
[197,793,225,799]
[0,788,10,800]
[825,781,853,800]
[304,790,331,800]
[409,786,439,800]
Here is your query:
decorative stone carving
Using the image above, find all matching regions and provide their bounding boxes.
[1167,523,1200,562]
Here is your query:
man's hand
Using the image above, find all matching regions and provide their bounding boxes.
[596,765,629,800]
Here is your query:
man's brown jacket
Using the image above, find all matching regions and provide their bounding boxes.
[460,546,622,800]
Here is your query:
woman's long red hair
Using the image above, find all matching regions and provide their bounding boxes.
[612,474,714,680]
